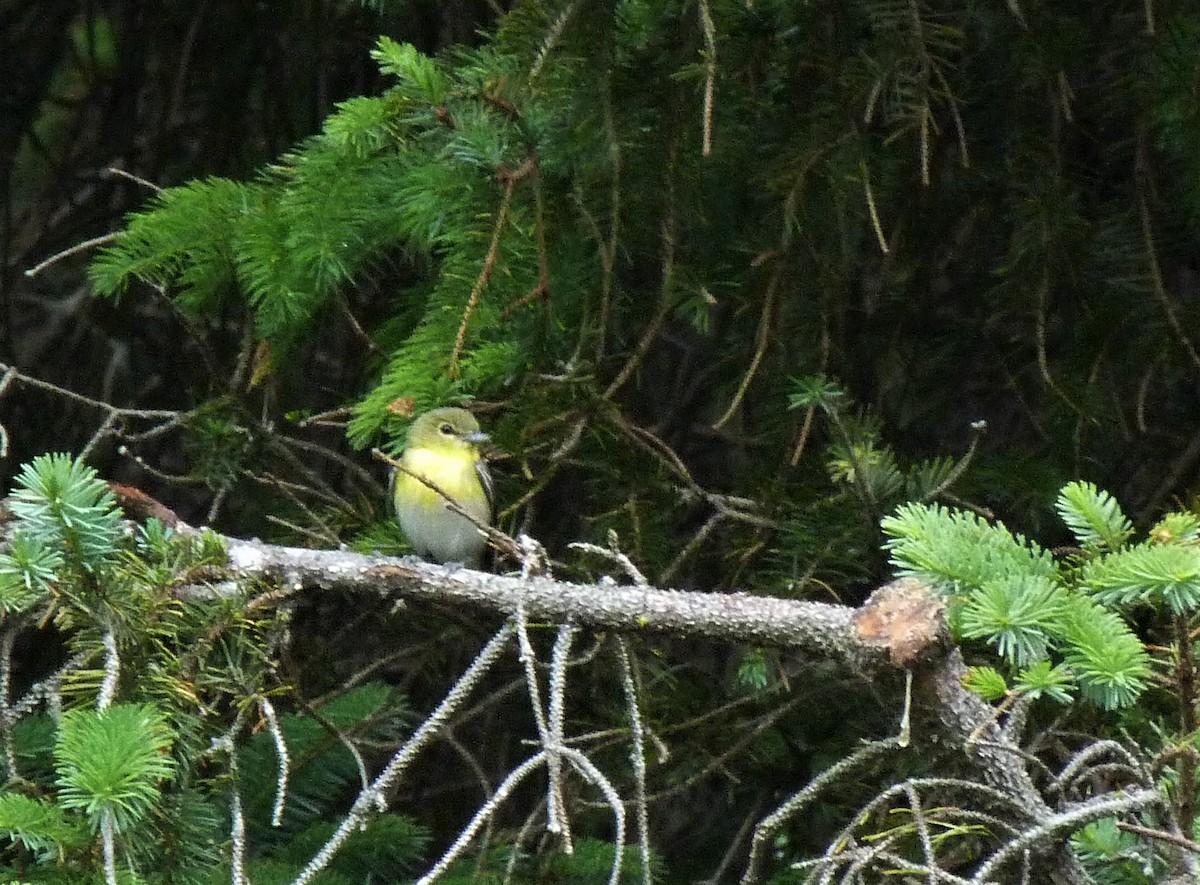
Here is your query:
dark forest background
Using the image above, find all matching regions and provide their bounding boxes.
[4,1,1200,882]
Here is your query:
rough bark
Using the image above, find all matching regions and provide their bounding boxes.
[216,537,1097,883]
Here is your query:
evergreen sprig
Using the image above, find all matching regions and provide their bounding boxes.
[882,494,1151,709]
[8,454,123,573]
[961,666,1007,701]
[0,534,63,613]
[1055,596,1150,710]
[1081,544,1200,615]
[54,704,176,833]
[881,502,1056,596]
[1149,512,1200,545]
[959,575,1064,666]
[1055,481,1133,550]
[0,793,86,856]
[1013,660,1075,704]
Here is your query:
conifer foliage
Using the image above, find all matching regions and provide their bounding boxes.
[83,0,1200,591]
[6,0,1200,882]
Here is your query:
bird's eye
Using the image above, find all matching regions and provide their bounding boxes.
[439,423,455,435]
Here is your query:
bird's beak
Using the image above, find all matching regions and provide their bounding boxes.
[463,431,490,444]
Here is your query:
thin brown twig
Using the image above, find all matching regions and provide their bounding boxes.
[499,284,549,320]
[639,697,805,805]
[249,471,342,545]
[610,412,698,492]
[0,362,179,420]
[660,511,723,585]
[713,180,804,430]
[699,0,717,157]
[711,260,781,430]
[1034,269,1086,415]
[500,415,588,521]
[266,435,361,517]
[595,84,622,361]
[602,204,676,401]
[449,174,519,379]
[862,160,890,255]
[931,66,969,168]
[103,166,162,192]
[1117,820,1200,854]
[788,404,816,466]
[501,174,551,319]
[23,233,120,278]
[604,412,775,583]
[298,407,354,429]
[1139,187,1200,376]
[336,292,381,355]
[276,434,379,496]
[265,514,337,546]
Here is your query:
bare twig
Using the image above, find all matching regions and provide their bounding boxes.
[24,233,120,278]
[449,177,518,379]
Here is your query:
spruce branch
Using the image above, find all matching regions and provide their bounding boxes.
[23,233,121,280]
[288,623,515,885]
[210,537,1076,852]
[616,637,651,885]
[259,696,290,828]
[698,0,716,157]
[713,183,799,431]
[448,175,517,380]
[861,159,890,254]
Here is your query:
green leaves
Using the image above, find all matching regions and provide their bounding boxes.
[1013,661,1075,704]
[371,37,449,104]
[1056,481,1133,550]
[0,534,63,613]
[54,704,176,833]
[0,793,86,855]
[883,488,1153,710]
[8,453,123,573]
[1081,544,1200,615]
[1056,596,1150,709]
[90,177,253,316]
[959,576,1064,666]
[882,502,1056,596]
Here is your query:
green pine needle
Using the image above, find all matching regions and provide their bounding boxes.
[1013,660,1076,704]
[961,666,1008,701]
[1081,543,1200,615]
[1055,481,1133,550]
[959,576,1064,667]
[9,454,124,572]
[881,502,1056,597]
[1056,597,1150,710]
[0,534,63,612]
[0,793,87,856]
[54,704,176,833]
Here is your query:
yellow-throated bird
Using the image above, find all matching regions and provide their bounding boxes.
[393,407,493,566]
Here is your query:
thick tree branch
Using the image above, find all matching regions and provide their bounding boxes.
[221,537,911,671]
[210,536,1106,884]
